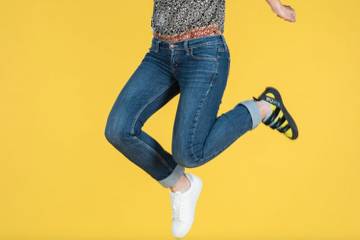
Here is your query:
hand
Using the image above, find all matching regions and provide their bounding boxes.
[267,1,296,22]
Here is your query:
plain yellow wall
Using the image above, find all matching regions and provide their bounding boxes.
[1,0,359,239]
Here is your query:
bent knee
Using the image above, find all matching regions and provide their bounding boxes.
[172,148,201,168]
[104,117,134,146]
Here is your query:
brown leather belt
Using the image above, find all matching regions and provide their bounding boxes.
[153,23,222,43]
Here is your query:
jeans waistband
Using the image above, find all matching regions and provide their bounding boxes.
[151,34,228,52]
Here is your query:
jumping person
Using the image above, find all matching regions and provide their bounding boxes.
[105,0,298,238]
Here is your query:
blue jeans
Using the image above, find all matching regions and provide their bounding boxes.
[104,35,262,188]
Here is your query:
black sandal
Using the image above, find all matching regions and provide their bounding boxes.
[253,86,299,140]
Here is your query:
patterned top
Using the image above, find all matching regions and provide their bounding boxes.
[151,0,225,36]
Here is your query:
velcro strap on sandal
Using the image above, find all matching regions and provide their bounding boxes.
[264,107,280,126]
[265,96,281,108]
[270,115,287,129]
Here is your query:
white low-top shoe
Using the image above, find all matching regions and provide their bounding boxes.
[170,173,203,238]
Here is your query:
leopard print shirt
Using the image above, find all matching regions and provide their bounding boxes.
[151,0,225,36]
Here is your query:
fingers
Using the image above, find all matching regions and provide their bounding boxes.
[279,5,296,22]
[283,4,294,11]
[284,5,296,22]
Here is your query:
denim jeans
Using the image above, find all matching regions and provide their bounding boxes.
[104,35,262,188]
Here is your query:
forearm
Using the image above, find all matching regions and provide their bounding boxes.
[266,0,281,10]
[265,0,296,22]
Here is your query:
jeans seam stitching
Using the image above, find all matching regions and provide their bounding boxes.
[189,47,218,62]
[187,67,219,165]
[190,42,223,48]
[130,81,178,171]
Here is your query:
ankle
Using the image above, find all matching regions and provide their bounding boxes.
[170,174,191,193]
[255,100,271,121]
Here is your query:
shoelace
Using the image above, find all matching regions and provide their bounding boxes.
[172,192,185,222]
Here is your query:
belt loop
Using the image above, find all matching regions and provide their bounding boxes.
[184,40,190,55]
[220,34,228,52]
[155,39,160,53]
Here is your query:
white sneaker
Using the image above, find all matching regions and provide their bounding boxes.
[170,173,203,238]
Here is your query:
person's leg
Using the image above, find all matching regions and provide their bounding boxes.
[171,38,264,168]
[104,44,185,188]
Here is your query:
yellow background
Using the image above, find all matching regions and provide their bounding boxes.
[1,0,359,239]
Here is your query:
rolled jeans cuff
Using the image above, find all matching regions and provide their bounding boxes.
[240,99,262,130]
[158,164,185,188]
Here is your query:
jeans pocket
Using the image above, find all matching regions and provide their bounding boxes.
[190,44,218,62]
